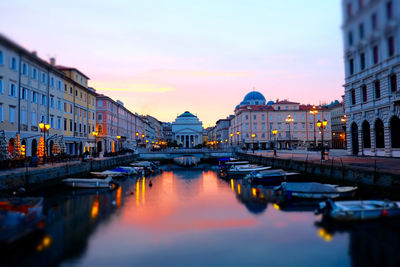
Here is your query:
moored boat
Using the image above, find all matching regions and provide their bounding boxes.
[63,176,117,189]
[246,169,300,185]
[226,165,271,176]
[90,170,126,178]
[275,182,357,199]
[316,199,400,221]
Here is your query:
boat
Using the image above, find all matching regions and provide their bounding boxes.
[109,167,138,175]
[63,176,117,189]
[275,182,357,199]
[246,169,300,185]
[226,165,271,175]
[225,161,249,165]
[90,170,126,178]
[316,199,400,221]
[0,197,44,244]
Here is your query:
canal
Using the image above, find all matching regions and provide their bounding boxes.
[2,166,400,266]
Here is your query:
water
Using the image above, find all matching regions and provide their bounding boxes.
[2,167,400,266]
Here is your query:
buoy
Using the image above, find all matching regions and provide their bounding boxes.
[149,181,153,187]
[381,209,389,217]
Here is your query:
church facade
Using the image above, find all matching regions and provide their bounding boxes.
[172,111,203,148]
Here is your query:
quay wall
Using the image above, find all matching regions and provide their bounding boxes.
[236,152,400,189]
[0,154,137,191]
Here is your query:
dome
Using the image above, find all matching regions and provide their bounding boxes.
[243,91,266,102]
[267,100,274,105]
[178,111,196,118]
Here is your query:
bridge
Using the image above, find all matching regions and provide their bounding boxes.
[136,148,235,160]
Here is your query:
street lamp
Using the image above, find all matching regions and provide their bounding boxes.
[236,131,240,146]
[230,133,234,146]
[341,115,347,150]
[285,114,294,150]
[272,129,278,156]
[317,119,328,161]
[92,131,99,156]
[310,106,319,150]
[251,133,256,153]
[39,122,51,163]
[117,136,121,152]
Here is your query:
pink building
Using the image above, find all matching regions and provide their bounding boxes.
[95,94,141,153]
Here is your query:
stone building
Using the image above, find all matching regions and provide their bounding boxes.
[172,111,203,148]
[342,0,400,156]
[330,102,346,149]
[229,91,332,150]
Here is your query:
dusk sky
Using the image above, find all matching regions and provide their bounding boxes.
[0,0,344,126]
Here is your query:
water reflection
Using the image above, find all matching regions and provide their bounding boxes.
[1,168,400,266]
[173,156,200,166]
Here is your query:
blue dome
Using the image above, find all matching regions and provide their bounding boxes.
[178,111,196,118]
[243,91,266,102]
[267,101,274,105]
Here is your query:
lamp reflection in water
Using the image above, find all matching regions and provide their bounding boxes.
[237,184,241,195]
[230,179,234,191]
[91,195,99,219]
[36,235,52,252]
[273,203,280,210]
[136,179,140,206]
[318,228,333,242]
[252,188,257,197]
[116,186,122,208]
[142,177,146,204]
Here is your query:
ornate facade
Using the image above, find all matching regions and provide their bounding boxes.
[172,111,203,148]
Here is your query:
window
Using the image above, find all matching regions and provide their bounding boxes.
[302,123,305,129]
[261,114,265,121]
[10,56,17,70]
[285,106,289,110]
[371,13,377,30]
[22,62,27,75]
[50,117,54,128]
[351,89,356,105]
[0,105,3,122]
[97,100,103,107]
[21,88,27,100]
[64,119,67,131]
[69,119,73,131]
[310,123,313,129]
[50,76,54,87]
[41,95,47,106]
[359,23,364,39]
[278,123,282,130]
[32,91,37,103]
[294,123,297,130]
[278,114,281,121]
[253,114,256,120]
[390,74,397,92]
[50,97,54,108]
[374,80,381,98]
[57,100,61,110]
[75,90,78,96]
[41,73,47,84]
[75,74,78,81]
[70,87,72,94]
[277,106,281,110]
[57,80,62,90]
[64,84,67,92]
[349,59,354,75]
[245,123,249,131]
[270,114,273,120]
[386,1,393,20]
[245,115,248,120]
[80,92,82,99]
[21,110,27,124]
[0,50,3,65]
[0,78,3,93]
[373,46,379,64]
[8,82,16,97]
[74,122,77,132]
[358,0,363,9]
[360,53,365,70]
[388,36,395,57]
[79,123,82,133]
[84,124,86,133]
[41,115,45,123]
[9,106,15,123]
[261,123,266,130]
[57,117,61,130]
[348,31,353,46]
[31,112,36,126]
[253,123,257,131]
[362,85,367,102]
[347,3,352,18]
[32,68,37,80]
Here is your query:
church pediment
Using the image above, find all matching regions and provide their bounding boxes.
[174,128,201,134]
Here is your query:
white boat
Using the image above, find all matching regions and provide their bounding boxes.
[227,165,271,175]
[246,169,300,185]
[317,199,400,221]
[130,161,152,167]
[90,171,126,178]
[112,166,139,175]
[225,161,249,165]
[275,182,357,199]
[63,176,116,189]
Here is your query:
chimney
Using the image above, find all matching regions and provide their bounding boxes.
[50,57,56,66]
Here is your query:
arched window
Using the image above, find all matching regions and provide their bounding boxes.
[375,119,385,148]
[351,123,359,155]
[362,121,371,148]
[31,139,37,157]
[390,116,400,148]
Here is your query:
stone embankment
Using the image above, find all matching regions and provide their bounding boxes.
[0,154,137,191]
[236,152,400,190]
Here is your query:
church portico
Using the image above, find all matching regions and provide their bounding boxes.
[172,111,203,148]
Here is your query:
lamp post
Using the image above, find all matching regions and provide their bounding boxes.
[39,122,51,163]
[236,131,240,146]
[117,136,121,152]
[310,106,319,150]
[317,119,328,161]
[251,133,255,153]
[341,115,347,150]
[230,133,234,146]
[285,114,294,150]
[141,134,145,148]
[92,131,98,156]
[272,129,278,156]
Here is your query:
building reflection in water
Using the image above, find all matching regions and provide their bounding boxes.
[173,156,200,166]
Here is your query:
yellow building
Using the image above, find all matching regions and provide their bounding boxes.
[57,66,96,155]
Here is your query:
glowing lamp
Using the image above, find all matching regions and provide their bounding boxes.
[39,123,44,130]
[272,129,278,135]
[317,120,322,128]
[251,134,255,138]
